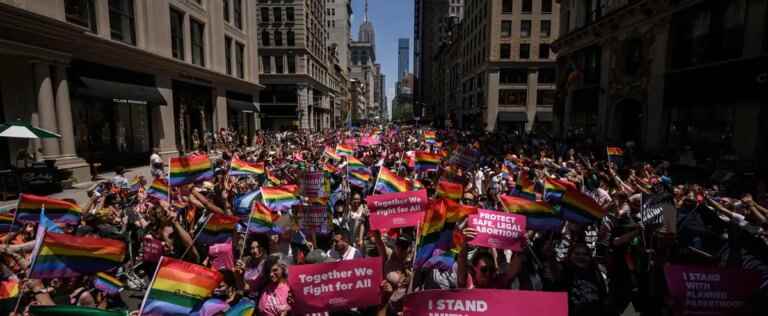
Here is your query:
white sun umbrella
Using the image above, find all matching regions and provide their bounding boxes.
[0,121,61,139]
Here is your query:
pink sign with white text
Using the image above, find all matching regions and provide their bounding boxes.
[403,289,567,316]
[366,190,428,230]
[665,264,759,316]
[288,257,382,313]
[467,209,526,251]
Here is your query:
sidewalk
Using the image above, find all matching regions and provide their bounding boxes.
[0,165,152,210]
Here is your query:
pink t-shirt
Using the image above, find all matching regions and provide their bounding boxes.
[258,282,291,316]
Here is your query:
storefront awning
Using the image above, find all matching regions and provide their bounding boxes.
[228,99,259,112]
[76,77,167,105]
[498,111,528,122]
[536,111,553,122]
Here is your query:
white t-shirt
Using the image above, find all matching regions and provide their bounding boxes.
[327,246,363,261]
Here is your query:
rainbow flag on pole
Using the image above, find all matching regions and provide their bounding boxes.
[414,151,441,172]
[229,158,265,177]
[170,154,213,186]
[348,170,371,188]
[346,156,368,172]
[16,194,82,225]
[324,146,341,161]
[146,178,170,201]
[436,180,463,200]
[543,178,575,202]
[140,257,222,316]
[198,212,239,244]
[225,298,256,316]
[335,144,354,157]
[261,185,300,213]
[607,146,625,167]
[29,231,126,279]
[499,194,562,231]
[247,202,281,234]
[415,199,476,271]
[513,171,537,200]
[0,208,18,233]
[94,272,123,295]
[374,167,409,193]
[559,189,607,224]
[423,130,437,144]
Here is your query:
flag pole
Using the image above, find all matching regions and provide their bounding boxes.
[138,256,164,315]
[181,213,213,260]
[240,205,254,260]
[13,221,47,314]
[407,222,421,294]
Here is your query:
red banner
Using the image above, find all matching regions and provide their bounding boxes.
[366,190,428,230]
[467,209,526,251]
[141,237,163,262]
[403,289,567,316]
[301,171,325,198]
[288,257,382,313]
[665,264,759,316]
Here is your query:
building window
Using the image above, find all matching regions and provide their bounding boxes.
[286,7,295,21]
[273,7,282,23]
[538,68,556,83]
[521,20,531,38]
[520,44,530,59]
[223,0,230,22]
[499,89,527,105]
[542,0,552,14]
[541,20,552,38]
[274,30,283,46]
[500,44,511,59]
[261,30,270,46]
[275,55,284,74]
[501,20,512,37]
[225,36,233,75]
[537,90,556,105]
[500,69,528,84]
[539,43,550,59]
[170,8,184,60]
[522,0,532,13]
[502,0,512,13]
[287,30,295,46]
[233,0,242,29]
[287,55,296,73]
[236,42,245,78]
[261,7,270,22]
[262,56,271,73]
[65,0,97,32]
[190,19,205,66]
[109,0,136,45]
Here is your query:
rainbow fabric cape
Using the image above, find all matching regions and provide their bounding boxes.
[146,177,170,201]
[374,167,409,193]
[415,199,477,271]
[170,154,213,186]
[513,171,537,200]
[499,194,562,231]
[261,185,300,213]
[436,180,463,200]
[229,158,265,177]
[543,178,575,202]
[198,212,239,244]
[559,189,607,224]
[225,298,256,316]
[29,231,126,279]
[94,272,123,295]
[335,144,354,157]
[414,151,441,172]
[16,194,82,225]
[248,202,281,234]
[141,257,222,316]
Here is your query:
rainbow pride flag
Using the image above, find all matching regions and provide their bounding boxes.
[336,144,354,157]
[322,162,338,175]
[436,180,463,200]
[261,185,300,213]
[543,178,575,202]
[230,158,265,177]
[424,130,437,144]
[225,298,256,316]
[324,146,341,161]
[500,194,562,231]
[559,189,607,224]
[94,272,123,295]
[0,208,17,233]
[414,151,441,172]
[170,154,213,186]
[607,146,624,167]
[409,179,424,191]
[28,305,128,316]
[198,212,239,244]
[513,171,537,200]
[415,199,476,271]
[374,167,409,193]
[29,231,126,279]
[0,278,19,301]
[16,194,82,225]
[146,178,170,201]
[348,170,371,188]
[141,257,222,316]
[234,190,261,217]
[266,170,282,186]
[129,176,143,192]
[248,202,281,234]
[346,156,368,172]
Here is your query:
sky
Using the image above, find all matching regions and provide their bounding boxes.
[350,0,414,117]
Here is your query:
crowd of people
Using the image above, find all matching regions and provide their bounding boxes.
[1,125,767,316]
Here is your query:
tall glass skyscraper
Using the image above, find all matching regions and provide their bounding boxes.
[398,38,409,81]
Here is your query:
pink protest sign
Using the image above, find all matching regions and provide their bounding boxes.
[288,257,382,313]
[141,237,163,262]
[208,240,234,270]
[664,264,759,316]
[366,190,428,230]
[298,204,330,234]
[403,289,567,316]
[467,209,526,251]
[301,171,325,198]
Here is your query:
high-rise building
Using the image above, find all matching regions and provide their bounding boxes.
[398,38,410,81]
[256,0,334,131]
[326,0,353,128]
[414,0,450,121]
[0,0,262,181]
[350,0,377,122]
